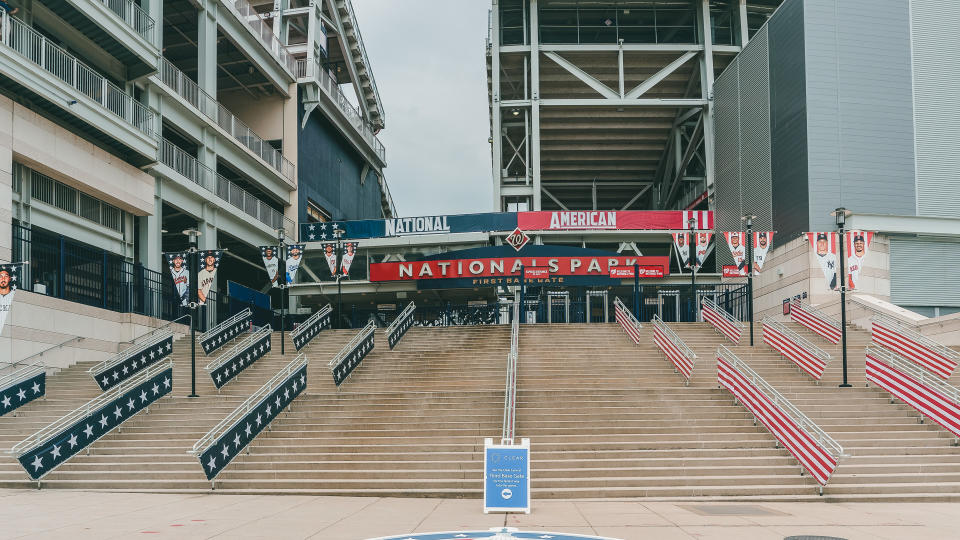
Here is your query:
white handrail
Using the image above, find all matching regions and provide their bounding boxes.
[0,336,83,376]
[94,0,155,43]
[867,345,960,406]
[762,317,831,361]
[87,329,173,376]
[221,0,297,75]
[702,297,744,329]
[200,308,251,343]
[872,314,960,362]
[0,361,45,393]
[190,354,307,455]
[385,302,415,334]
[718,346,846,459]
[652,314,697,362]
[10,359,173,456]
[502,292,519,442]
[342,0,385,125]
[792,299,841,330]
[205,325,271,372]
[327,321,376,369]
[614,296,643,330]
[293,305,332,340]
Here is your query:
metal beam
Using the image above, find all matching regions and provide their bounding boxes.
[663,114,704,207]
[543,52,619,100]
[490,2,503,211]
[624,51,698,99]
[538,99,707,107]
[621,185,652,210]
[541,187,569,211]
[530,0,542,210]
[503,44,704,53]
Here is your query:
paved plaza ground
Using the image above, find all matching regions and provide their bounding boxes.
[0,490,956,539]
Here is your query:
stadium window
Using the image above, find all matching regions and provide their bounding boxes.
[306,199,331,223]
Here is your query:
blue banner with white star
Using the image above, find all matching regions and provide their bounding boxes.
[16,365,172,480]
[331,325,375,386]
[387,303,416,350]
[198,363,307,480]
[210,329,271,389]
[93,335,174,392]
[292,307,331,351]
[201,311,252,356]
[1,371,45,417]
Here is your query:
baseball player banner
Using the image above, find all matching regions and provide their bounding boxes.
[671,233,690,269]
[260,246,282,288]
[694,232,713,268]
[753,232,775,274]
[0,263,20,336]
[340,242,359,277]
[723,232,748,275]
[321,243,338,277]
[165,252,189,306]
[807,232,840,291]
[845,231,874,290]
[197,250,222,305]
[285,244,305,285]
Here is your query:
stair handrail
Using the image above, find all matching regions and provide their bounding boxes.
[762,317,831,362]
[867,344,960,403]
[613,296,643,329]
[872,313,959,363]
[791,299,841,330]
[292,304,332,341]
[502,291,520,443]
[9,359,173,457]
[385,302,415,335]
[205,325,271,373]
[129,314,191,347]
[191,353,307,457]
[327,321,376,370]
[0,335,84,374]
[702,297,744,330]
[652,314,697,362]
[717,345,845,459]
[87,328,173,377]
[0,360,46,393]
[199,308,252,343]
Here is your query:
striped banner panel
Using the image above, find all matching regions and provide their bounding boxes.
[790,303,841,344]
[614,301,642,345]
[702,303,741,344]
[865,351,960,439]
[653,323,694,380]
[762,322,828,380]
[872,320,958,379]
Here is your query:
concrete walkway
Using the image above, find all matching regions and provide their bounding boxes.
[0,490,955,540]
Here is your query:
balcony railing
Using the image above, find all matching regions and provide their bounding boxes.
[295,58,386,163]
[222,0,297,75]
[342,0,384,124]
[95,0,156,44]
[158,58,295,182]
[159,139,294,233]
[1,13,156,140]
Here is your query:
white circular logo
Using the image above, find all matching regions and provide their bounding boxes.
[500,488,512,500]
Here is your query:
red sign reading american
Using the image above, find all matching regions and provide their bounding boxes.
[370,255,670,282]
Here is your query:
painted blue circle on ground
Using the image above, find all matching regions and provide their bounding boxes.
[369,529,620,540]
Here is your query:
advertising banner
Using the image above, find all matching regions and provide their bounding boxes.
[0,263,19,335]
[723,232,747,274]
[483,438,531,514]
[694,232,713,267]
[197,250,221,305]
[752,232,774,274]
[807,232,840,291]
[165,252,189,306]
[722,265,751,278]
[285,244,305,285]
[320,243,338,277]
[845,231,874,290]
[523,267,550,279]
[340,242,359,277]
[260,246,282,288]
[671,233,690,269]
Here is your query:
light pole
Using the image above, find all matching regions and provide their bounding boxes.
[688,218,697,322]
[741,214,757,346]
[333,227,345,329]
[276,228,286,355]
[182,228,201,398]
[831,207,852,388]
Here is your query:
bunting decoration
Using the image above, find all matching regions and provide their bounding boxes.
[93,334,174,391]
[753,232,775,274]
[340,242,359,277]
[165,253,189,306]
[0,369,44,417]
[321,243,338,277]
[807,232,840,291]
[16,364,172,480]
[671,233,690,269]
[260,246,282,288]
[723,232,748,275]
[201,310,252,356]
[302,220,344,242]
[694,232,713,268]
[330,323,375,386]
[197,250,222,305]
[285,244,305,285]
[209,328,272,389]
[387,303,416,349]
[0,263,20,334]
[199,362,306,481]
[845,231,874,290]
[292,307,332,351]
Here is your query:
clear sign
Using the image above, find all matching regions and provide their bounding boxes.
[484,438,530,513]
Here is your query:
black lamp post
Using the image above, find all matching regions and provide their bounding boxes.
[333,227,345,329]
[182,228,201,398]
[688,218,697,322]
[742,214,757,346]
[276,228,286,355]
[832,207,852,388]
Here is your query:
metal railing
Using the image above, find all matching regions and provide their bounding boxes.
[0,336,83,377]
[222,0,297,75]
[873,313,960,363]
[292,304,331,341]
[87,328,173,378]
[614,296,643,329]
[130,315,190,348]
[191,353,306,457]
[94,0,155,43]
[0,361,45,397]
[867,345,960,404]
[159,139,294,233]
[792,299,841,332]
[9,359,172,457]
[502,292,520,442]
[200,308,251,344]
[327,321,376,370]
[718,345,846,460]
[158,58,295,181]
[1,13,157,139]
[652,314,697,363]
[384,302,414,335]
[702,297,745,330]
[763,317,831,362]
[341,0,384,125]
[205,325,271,373]
[296,58,386,163]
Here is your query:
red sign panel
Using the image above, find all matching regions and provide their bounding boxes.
[609,265,666,279]
[523,266,550,279]
[516,210,713,231]
[722,265,750,278]
[370,255,671,282]
[505,227,530,251]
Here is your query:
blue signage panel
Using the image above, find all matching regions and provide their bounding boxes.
[484,438,531,513]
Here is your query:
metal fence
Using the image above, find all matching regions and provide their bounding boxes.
[222,0,297,75]
[97,0,156,43]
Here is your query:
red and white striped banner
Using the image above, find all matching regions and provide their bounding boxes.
[762,322,827,380]
[790,303,841,344]
[872,320,957,379]
[717,355,839,485]
[865,352,960,439]
[682,210,713,230]
[615,302,642,345]
[702,303,742,344]
[654,324,694,379]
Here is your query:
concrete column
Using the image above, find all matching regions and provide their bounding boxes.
[490,2,503,211]
[198,1,218,95]
[738,0,750,47]
[0,96,13,263]
[697,0,716,196]
[139,186,162,272]
[147,0,163,49]
[529,0,542,211]
[199,204,218,251]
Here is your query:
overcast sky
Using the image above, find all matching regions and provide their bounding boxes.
[351,0,494,218]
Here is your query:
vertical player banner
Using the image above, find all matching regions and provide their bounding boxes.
[321,243,338,277]
[807,232,840,291]
[340,242,359,277]
[723,232,747,275]
[0,263,20,335]
[753,232,775,274]
[845,231,874,290]
[671,233,690,269]
[165,252,189,306]
[285,244,305,285]
[260,246,282,288]
[196,250,222,305]
[695,232,713,267]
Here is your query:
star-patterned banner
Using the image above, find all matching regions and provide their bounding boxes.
[201,309,252,356]
[198,362,307,481]
[208,328,271,389]
[330,322,375,386]
[386,302,416,350]
[16,364,172,480]
[302,221,346,242]
[92,334,173,392]
[292,306,332,351]
[0,370,45,417]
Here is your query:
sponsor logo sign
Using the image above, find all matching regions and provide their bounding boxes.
[523,266,550,279]
[385,216,450,236]
[722,265,750,278]
[609,265,666,279]
[505,228,530,251]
